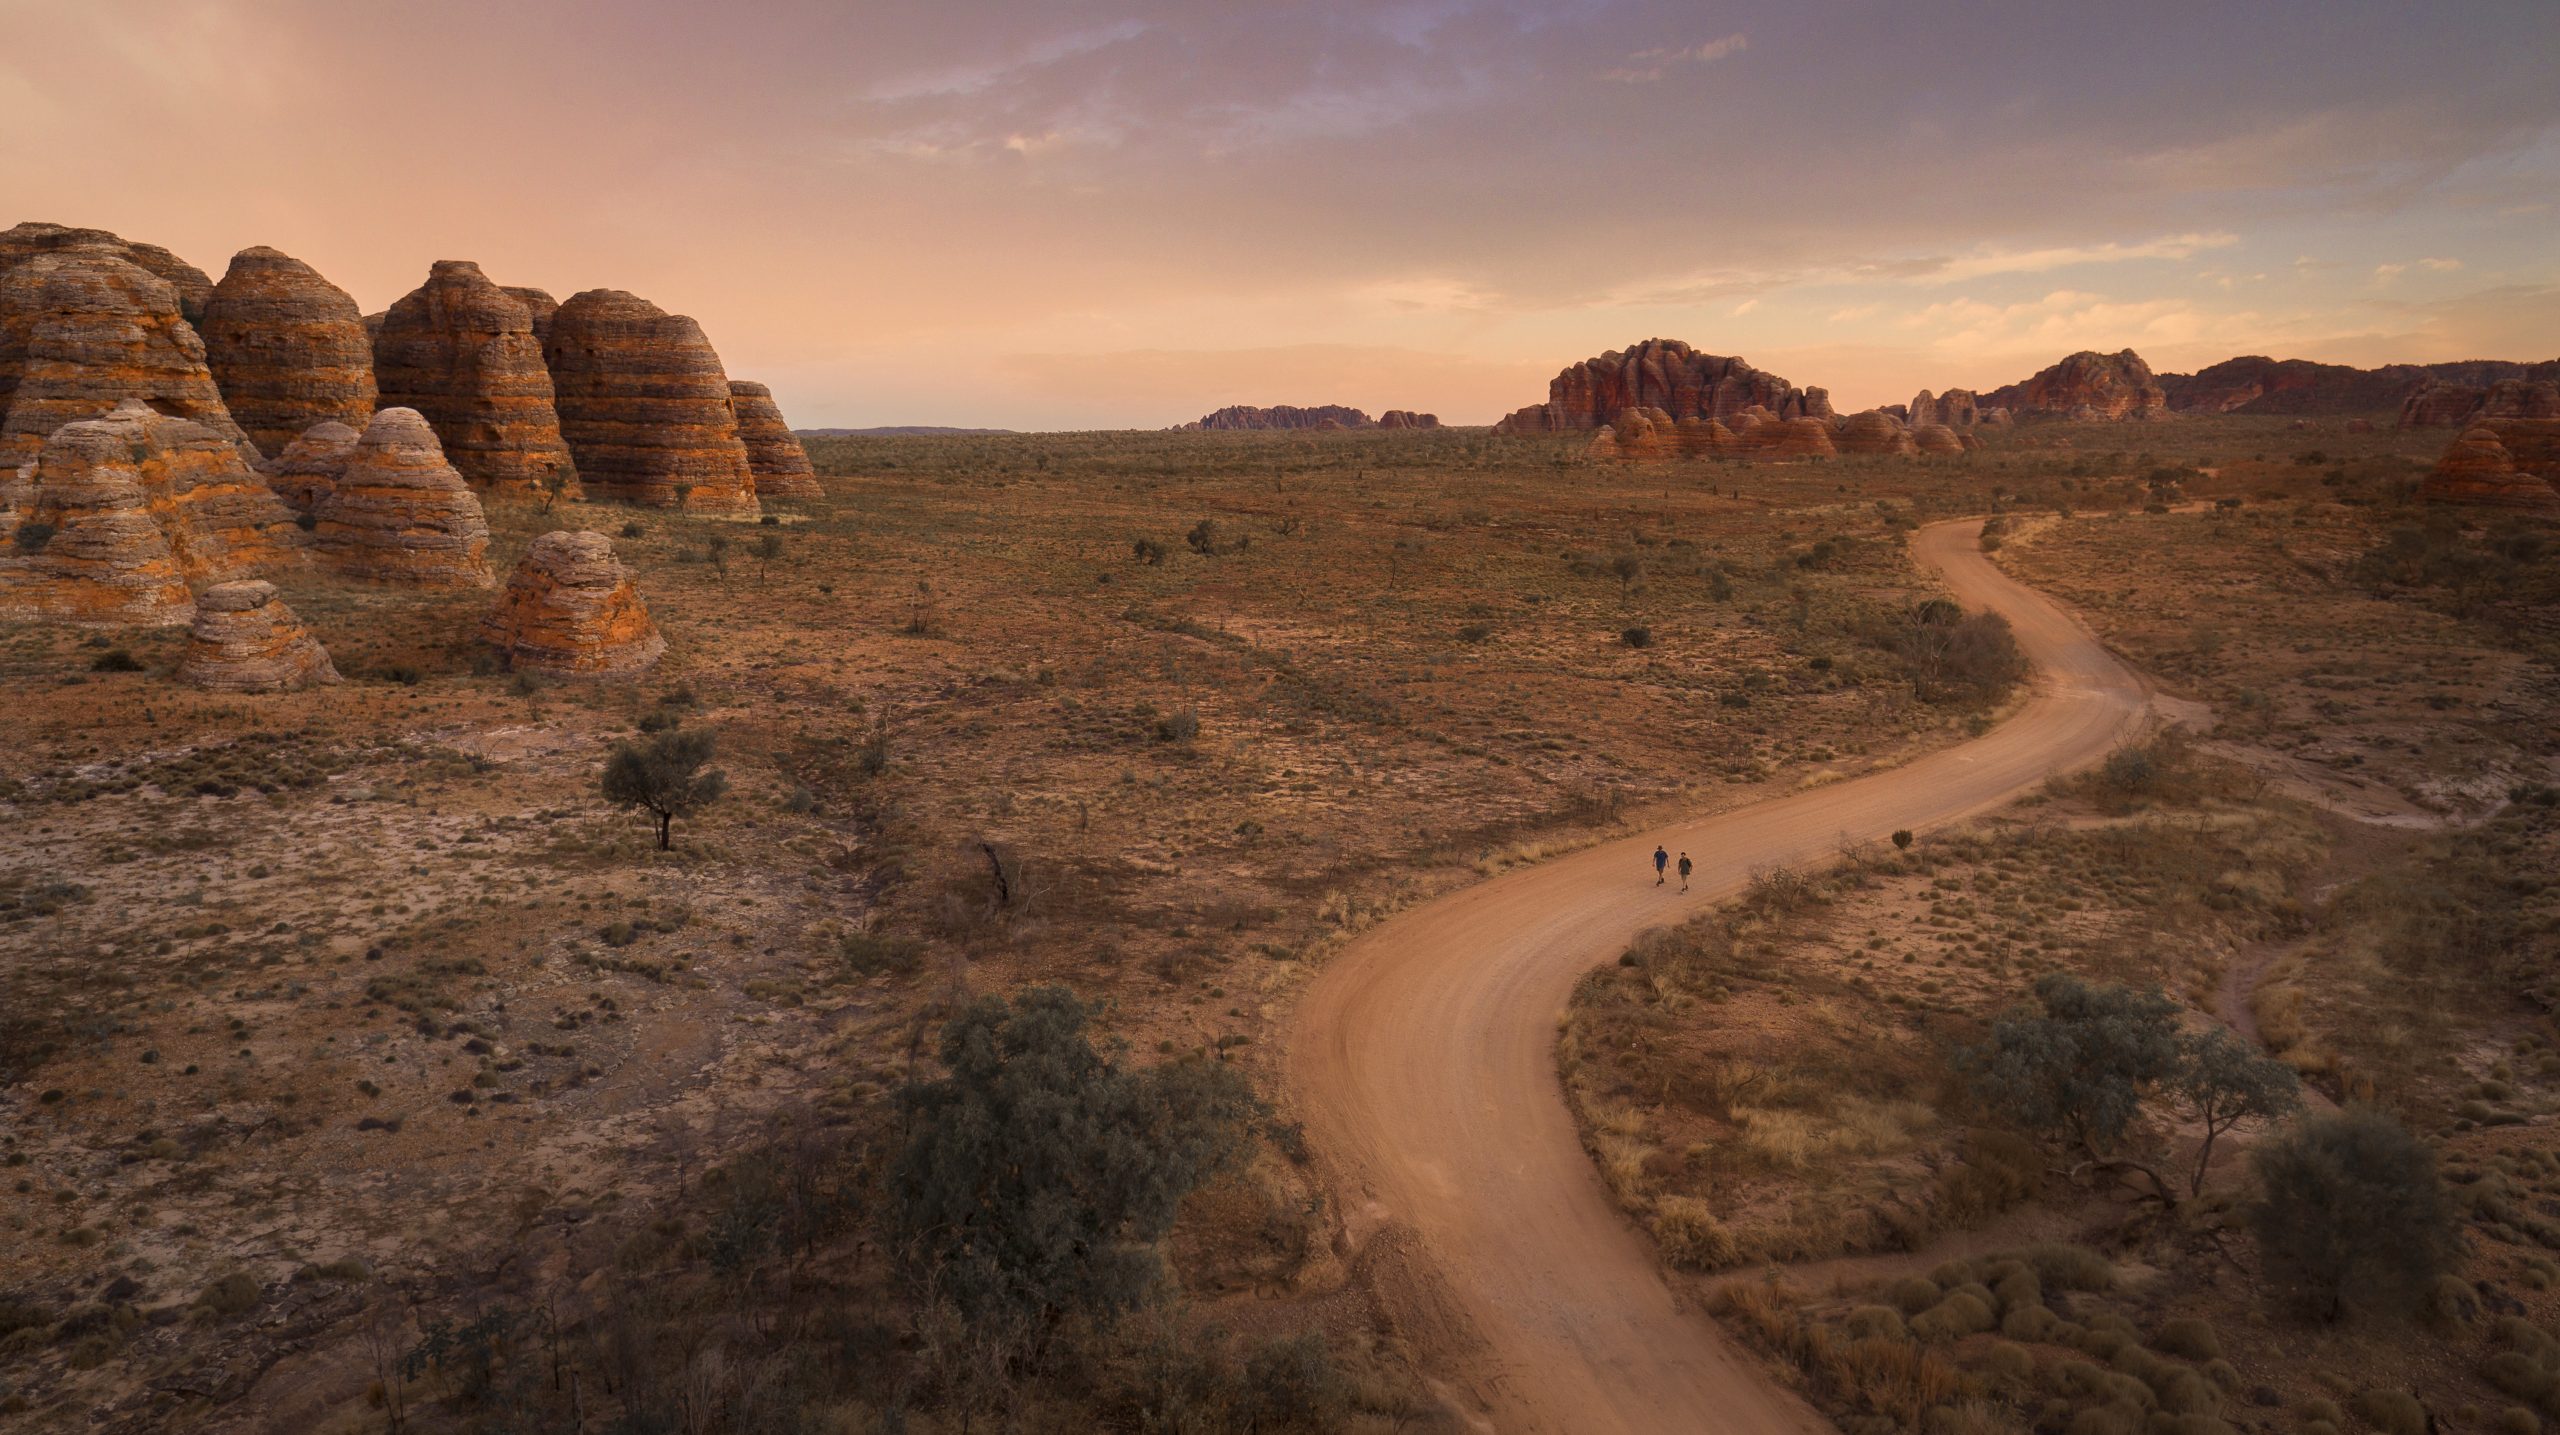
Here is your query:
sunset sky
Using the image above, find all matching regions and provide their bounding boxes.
[6,0,2555,429]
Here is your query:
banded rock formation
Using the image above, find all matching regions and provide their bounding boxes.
[0,249,249,467]
[373,261,578,495]
[0,222,213,324]
[177,580,340,691]
[1378,410,1442,429]
[728,380,821,500]
[199,247,378,459]
[1759,416,1838,460]
[87,400,297,582]
[1836,410,1916,456]
[545,289,756,514]
[1983,350,2168,422]
[479,529,664,675]
[1907,389,1987,429]
[1911,423,1967,457]
[310,407,494,586]
[2421,425,2560,510]
[1497,339,1829,433]
[0,414,195,625]
[504,287,559,345]
[267,421,361,514]
[2400,377,2560,430]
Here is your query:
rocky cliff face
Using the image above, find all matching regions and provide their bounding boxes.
[1377,410,1441,429]
[728,380,821,500]
[177,579,340,691]
[479,529,665,675]
[0,222,214,325]
[0,248,250,467]
[544,289,757,514]
[372,260,579,495]
[2400,376,2560,429]
[309,407,495,587]
[199,247,379,460]
[92,401,301,583]
[1497,339,1828,433]
[504,286,559,345]
[1981,349,2168,421]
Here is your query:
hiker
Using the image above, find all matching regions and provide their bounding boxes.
[1677,852,1692,892]
[1653,846,1668,885]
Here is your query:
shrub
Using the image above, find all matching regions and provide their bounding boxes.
[2021,1243,2115,1292]
[600,727,727,851]
[1654,1196,1738,1270]
[1890,1276,1942,1314]
[193,1272,260,1317]
[2251,1110,2458,1322]
[1154,710,1201,744]
[12,520,55,553]
[839,930,925,977]
[89,649,143,673]
[887,987,1259,1341]
[1133,536,1167,565]
[2153,1317,2220,1360]
[1910,1292,1995,1342]
[2348,1389,2428,1435]
[1238,1332,1347,1431]
[1621,625,1652,649]
[1843,1305,1908,1340]
[619,520,644,539]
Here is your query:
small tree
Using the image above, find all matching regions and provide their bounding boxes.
[2251,1109,2458,1323]
[888,987,1258,1353]
[2170,1027,2301,1195]
[600,728,726,851]
[751,531,784,585]
[704,531,731,589]
[1960,974,2183,1202]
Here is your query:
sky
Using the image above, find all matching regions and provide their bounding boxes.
[3,0,2555,429]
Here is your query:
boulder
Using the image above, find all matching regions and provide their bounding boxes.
[1377,410,1441,429]
[727,380,821,500]
[1582,425,1622,461]
[176,579,339,691]
[372,260,579,496]
[503,286,559,345]
[1494,339,1825,432]
[0,414,195,625]
[266,420,361,514]
[199,247,378,460]
[544,289,757,514]
[1912,424,1966,456]
[1982,350,2168,421]
[310,407,494,586]
[1836,410,1915,456]
[0,248,248,467]
[1606,406,1678,459]
[479,529,664,675]
[0,221,213,324]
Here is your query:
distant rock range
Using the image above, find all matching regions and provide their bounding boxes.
[1178,404,1441,432]
[2159,355,2560,422]
[798,426,1020,437]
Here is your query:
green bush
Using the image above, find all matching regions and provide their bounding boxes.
[2349,1389,2428,1435]
[1652,1196,1737,1270]
[2251,1110,2459,1322]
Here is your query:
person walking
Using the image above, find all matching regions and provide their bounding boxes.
[1677,852,1692,892]
[1653,846,1669,885]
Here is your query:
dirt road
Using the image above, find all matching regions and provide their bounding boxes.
[1283,518,2154,1433]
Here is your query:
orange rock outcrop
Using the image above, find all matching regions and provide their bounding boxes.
[0,248,249,467]
[1836,411,1915,456]
[372,261,579,496]
[177,580,340,691]
[1982,350,2168,421]
[267,420,361,514]
[2422,424,2560,509]
[199,247,378,459]
[0,222,214,324]
[0,413,196,625]
[310,407,495,586]
[544,290,757,514]
[1497,339,1829,432]
[728,380,821,500]
[479,529,665,675]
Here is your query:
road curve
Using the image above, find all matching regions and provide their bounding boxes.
[1283,518,2153,1434]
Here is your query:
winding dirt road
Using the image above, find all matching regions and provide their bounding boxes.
[1284,519,2154,1434]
